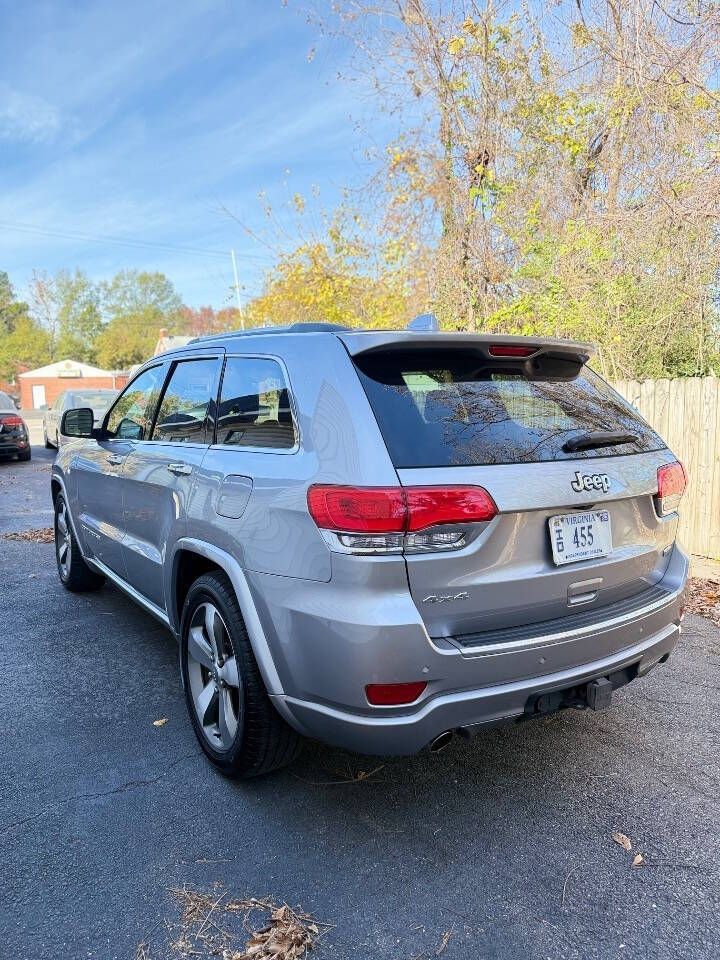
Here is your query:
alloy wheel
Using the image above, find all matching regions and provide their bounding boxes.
[56,500,71,579]
[186,602,242,751]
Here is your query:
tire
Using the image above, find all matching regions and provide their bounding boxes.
[54,493,105,592]
[180,571,303,778]
[44,430,52,449]
[17,448,31,461]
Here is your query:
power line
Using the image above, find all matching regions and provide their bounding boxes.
[0,219,273,263]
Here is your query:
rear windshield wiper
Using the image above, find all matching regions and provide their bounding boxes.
[563,430,638,453]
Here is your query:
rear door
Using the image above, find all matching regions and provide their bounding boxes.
[120,355,221,610]
[353,344,679,639]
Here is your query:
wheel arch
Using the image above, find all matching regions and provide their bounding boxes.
[169,538,286,700]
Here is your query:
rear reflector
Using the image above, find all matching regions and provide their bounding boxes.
[487,344,536,358]
[307,485,497,534]
[366,681,427,706]
[656,461,687,516]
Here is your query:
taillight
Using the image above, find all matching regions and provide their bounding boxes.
[487,344,536,358]
[307,484,497,554]
[0,415,23,429]
[405,486,497,530]
[366,681,427,706]
[306,486,406,533]
[656,461,687,516]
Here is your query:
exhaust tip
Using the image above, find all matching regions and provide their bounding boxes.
[429,730,454,753]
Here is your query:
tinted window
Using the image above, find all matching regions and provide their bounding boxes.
[0,392,15,411]
[106,366,167,440]
[217,357,295,449]
[354,349,663,468]
[152,358,218,443]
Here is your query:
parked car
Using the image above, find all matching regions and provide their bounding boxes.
[51,321,688,777]
[43,389,118,449]
[0,390,30,461]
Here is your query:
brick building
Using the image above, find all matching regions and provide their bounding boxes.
[19,359,129,409]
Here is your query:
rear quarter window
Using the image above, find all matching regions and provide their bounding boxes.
[353,349,664,468]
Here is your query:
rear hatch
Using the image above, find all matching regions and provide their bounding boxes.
[350,336,680,640]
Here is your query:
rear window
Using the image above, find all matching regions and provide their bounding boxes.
[354,349,664,468]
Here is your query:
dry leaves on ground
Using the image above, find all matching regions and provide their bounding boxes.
[1,527,54,543]
[159,885,330,960]
[684,577,720,627]
[612,831,632,851]
[153,718,169,727]
[632,853,645,869]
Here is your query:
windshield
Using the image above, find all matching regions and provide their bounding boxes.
[0,392,15,411]
[354,349,664,468]
[69,391,116,412]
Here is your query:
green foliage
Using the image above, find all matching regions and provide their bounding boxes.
[95,270,183,369]
[53,270,102,362]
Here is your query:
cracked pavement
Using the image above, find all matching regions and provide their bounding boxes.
[1,446,719,959]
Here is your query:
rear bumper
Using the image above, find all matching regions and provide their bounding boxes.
[0,437,28,455]
[269,546,688,755]
[276,616,680,754]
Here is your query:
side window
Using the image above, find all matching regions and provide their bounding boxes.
[217,357,296,450]
[105,365,167,440]
[151,358,218,444]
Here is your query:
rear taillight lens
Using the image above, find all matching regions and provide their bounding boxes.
[306,486,406,533]
[366,681,427,706]
[656,461,687,516]
[307,484,497,555]
[404,486,497,530]
[307,485,497,533]
[0,415,23,429]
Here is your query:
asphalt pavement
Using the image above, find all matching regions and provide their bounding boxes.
[1,445,718,960]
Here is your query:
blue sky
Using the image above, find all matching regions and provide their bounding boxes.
[0,0,386,308]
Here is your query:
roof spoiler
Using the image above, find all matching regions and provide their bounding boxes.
[341,330,594,362]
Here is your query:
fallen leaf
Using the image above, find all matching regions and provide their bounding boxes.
[632,853,645,868]
[436,928,454,957]
[153,718,169,727]
[612,831,632,851]
[1,527,54,543]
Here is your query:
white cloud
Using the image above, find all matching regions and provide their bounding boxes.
[0,84,61,143]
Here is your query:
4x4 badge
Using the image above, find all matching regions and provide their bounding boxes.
[571,471,610,493]
[422,592,469,604]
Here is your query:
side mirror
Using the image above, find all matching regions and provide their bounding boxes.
[39,403,49,411]
[61,407,95,438]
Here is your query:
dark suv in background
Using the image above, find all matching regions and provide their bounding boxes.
[0,391,30,461]
[51,321,688,777]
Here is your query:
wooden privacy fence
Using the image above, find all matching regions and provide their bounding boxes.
[613,377,720,559]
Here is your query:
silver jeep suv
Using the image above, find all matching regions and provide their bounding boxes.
[52,322,688,777]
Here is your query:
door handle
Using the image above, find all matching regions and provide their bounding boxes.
[106,454,125,466]
[167,462,193,475]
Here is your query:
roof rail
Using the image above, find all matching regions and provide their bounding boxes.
[189,321,354,344]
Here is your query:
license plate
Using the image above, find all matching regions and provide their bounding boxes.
[549,510,612,566]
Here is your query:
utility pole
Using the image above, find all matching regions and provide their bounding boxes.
[230,249,244,330]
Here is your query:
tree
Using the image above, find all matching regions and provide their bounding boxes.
[28,269,102,362]
[0,271,30,336]
[319,0,720,377]
[94,270,183,369]
[234,197,426,329]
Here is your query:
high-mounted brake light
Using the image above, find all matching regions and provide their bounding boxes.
[307,485,497,534]
[656,461,687,516]
[366,681,427,706]
[487,344,536,358]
